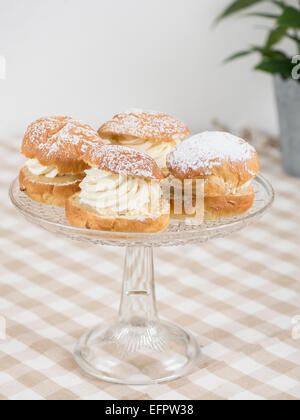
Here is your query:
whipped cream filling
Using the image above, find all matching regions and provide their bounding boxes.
[79,167,162,216]
[111,138,181,168]
[26,159,59,178]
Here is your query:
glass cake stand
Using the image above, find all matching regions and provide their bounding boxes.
[9,175,274,385]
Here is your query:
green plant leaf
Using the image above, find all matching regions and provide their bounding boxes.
[245,12,280,19]
[224,50,254,63]
[277,7,300,29]
[255,57,294,76]
[251,46,288,59]
[216,0,264,22]
[224,45,288,64]
[266,26,287,48]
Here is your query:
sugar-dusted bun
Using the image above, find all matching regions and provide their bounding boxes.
[83,144,165,180]
[19,167,84,207]
[22,116,103,174]
[66,193,170,233]
[166,131,259,220]
[170,187,255,221]
[98,109,190,143]
[167,131,260,194]
[67,145,169,232]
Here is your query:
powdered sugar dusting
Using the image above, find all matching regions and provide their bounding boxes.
[85,145,163,180]
[48,121,100,155]
[167,131,257,176]
[22,116,102,167]
[98,110,190,143]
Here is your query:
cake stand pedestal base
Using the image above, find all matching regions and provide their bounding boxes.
[74,247,201,385]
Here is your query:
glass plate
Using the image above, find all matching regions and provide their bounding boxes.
[9,174,274,248]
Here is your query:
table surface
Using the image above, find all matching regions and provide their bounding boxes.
[0,139,300,401]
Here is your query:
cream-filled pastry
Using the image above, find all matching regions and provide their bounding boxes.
[166,131,260,220]
[19,116,104,206]
[25,159,59,178]
[66,145,170,233]
[98,109,190,175]
[115,138,182,169]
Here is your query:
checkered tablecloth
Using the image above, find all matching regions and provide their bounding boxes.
[0,138,300,401]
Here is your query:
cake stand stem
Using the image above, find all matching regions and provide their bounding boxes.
[119,247,158,326]
[74,245,201,385]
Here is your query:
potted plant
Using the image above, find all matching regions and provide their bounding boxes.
[217,0,300,177]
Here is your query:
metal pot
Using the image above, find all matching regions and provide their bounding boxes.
[274,75,300,177]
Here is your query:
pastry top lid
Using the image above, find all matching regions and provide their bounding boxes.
[21,116,103,174]
[98,109,191,143]
[167,131,260,181]
[83,144,164,180]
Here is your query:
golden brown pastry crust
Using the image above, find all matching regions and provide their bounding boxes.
[66,193,170,233]
[21,116,103,174]
[83,144,165,180]
[167,132,260,196]
[170,187,255,221]
[19,167,84,207]
[98,110,190,144]
[168,157,259,189]
[204,188,255,220]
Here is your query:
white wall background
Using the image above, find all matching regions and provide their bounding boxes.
[0,0,278,140]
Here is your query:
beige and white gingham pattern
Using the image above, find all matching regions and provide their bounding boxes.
[0,139,300,401]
